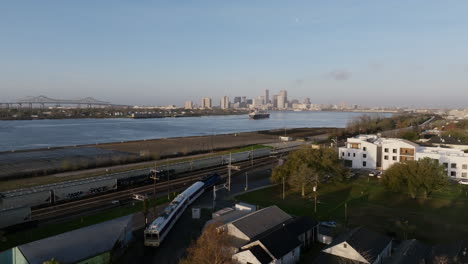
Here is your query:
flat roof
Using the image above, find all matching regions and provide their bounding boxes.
[18,215,132,264]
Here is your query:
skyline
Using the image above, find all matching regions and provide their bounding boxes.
[2,1,468,108]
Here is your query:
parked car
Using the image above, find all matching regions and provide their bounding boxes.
[320,221,337,228]
[369,171,382,177]
[459,180,468,185]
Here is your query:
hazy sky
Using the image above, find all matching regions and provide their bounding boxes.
[1,1,468,108]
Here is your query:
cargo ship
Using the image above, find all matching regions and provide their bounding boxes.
[249,110,270,120]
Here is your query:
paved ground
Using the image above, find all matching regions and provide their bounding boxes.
[117,164,274,264]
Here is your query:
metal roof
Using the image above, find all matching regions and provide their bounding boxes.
[17,215,132,264]
[230,205,292,239]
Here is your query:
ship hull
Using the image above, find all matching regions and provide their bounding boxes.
[249,113,270,119]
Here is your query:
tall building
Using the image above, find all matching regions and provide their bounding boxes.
[272,95,278,108]
[264,89,269,105]
[234,97,242,104]
[241,96,247,103]
[184,101,193,109]
[280,90,287,101]
[304,98,311,105]
[201,97,212,109]
[220,96,229,109]
[277,95,286,109]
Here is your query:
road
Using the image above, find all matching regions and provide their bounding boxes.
[117,163,275,264]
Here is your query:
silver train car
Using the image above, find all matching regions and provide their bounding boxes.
[144,181,205,247]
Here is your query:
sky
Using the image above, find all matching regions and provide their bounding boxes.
[1,1,468,108]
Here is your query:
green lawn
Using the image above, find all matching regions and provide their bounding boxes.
[235,178,468,244]
[0,194,175,251]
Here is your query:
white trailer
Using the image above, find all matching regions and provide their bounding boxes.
[0,207,31,229]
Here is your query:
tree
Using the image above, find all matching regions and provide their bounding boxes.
[382,158,448,199]
[271,147,346,195]
[288,164,319,197]
[179,223,234,264]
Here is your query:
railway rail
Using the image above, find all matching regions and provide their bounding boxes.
[31,156,277,221]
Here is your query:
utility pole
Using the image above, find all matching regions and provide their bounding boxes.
[167,171,170,200]
[228,152,232,191]
[250,147,253,167]
[282,177,285,200]
[344,201,348,223]
[245,172,248,191]
[313,185,317,213]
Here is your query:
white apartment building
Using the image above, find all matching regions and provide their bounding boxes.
[184,101,193,109]
[339,135,468,179]
[201,97,212,109]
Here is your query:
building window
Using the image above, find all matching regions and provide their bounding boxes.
[342,152,345,156]
[443,163,448,168]
[463,164,468,170]
[451,171,456,177]
[393,149,397,153]
[353,153,356,157]
[363,154,367,158]
[363,147,367,151]
[363,161,367,167]
[384,148,389,153]
[384,155,388,160]
[348,153,350,157]
[392,156,397,161]
[343,243,347,248]
[462,172,467,178]
[451,163,457,169]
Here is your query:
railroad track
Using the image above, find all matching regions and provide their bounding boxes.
[31,156,277,220]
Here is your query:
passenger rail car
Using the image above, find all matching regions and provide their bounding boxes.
[144,181,205,247]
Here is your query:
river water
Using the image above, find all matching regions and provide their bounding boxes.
[0,111,391,151]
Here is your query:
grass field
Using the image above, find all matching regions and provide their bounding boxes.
[235,177,468,244]
[0,194,175,251]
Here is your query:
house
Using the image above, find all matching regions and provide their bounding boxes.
[222,206,318,264]
[224,205,292,245]
[315,227,392,264]
[429,241,468,264]
[383,239,431,264]
[283,216,318,249]
[339,135,468,179]
[427,135,468,151]
[0,215,133,264]
[233,228,301,264]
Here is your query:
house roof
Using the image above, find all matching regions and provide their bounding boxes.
[384,239,431,264]
[430,241,468,264]
[323,227,392,263]
[427,136,468,146]
[256,227,301,259]
[18,215,132,264]
[248,245,273,264]
[283,216,318,237]
[230,205,292,239]
[313,252,366,264]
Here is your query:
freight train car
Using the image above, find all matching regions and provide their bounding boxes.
[53,177,117,202]
[0,206,31,229]
[0,189,52,210]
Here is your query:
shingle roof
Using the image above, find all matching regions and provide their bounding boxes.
[230,205,292,239]
[384,239,431,264]
[283,216,318,237]
[257,228,300,259]
[313,252,366,264]
[249,245,273,264]
[324,227,392,263]
[18,215,132,264]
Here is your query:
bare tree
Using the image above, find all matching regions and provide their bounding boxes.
[179,222,234,264]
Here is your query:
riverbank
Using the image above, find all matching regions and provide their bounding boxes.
[0,127,338,185]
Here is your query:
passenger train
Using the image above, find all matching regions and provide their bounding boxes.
[144,181,205,246]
